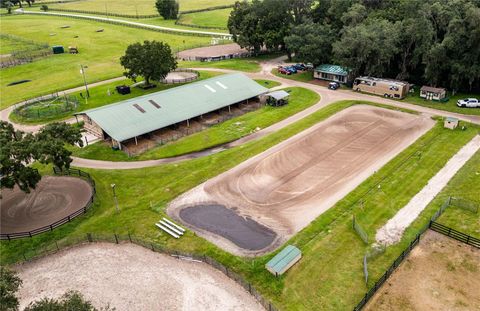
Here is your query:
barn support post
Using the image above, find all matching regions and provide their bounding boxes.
[75,115,79,123]
[186,119,190,127]
[135,136,138,145]
[228,105,231,114]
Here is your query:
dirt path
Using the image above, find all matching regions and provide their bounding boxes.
[366,230,480,311]
[376,135,480,245]
[15,243,264,311]
[168,105,434,256]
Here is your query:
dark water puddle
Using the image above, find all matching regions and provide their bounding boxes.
[179,204,276,251]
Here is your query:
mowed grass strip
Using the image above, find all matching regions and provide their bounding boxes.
[71,86,317,161]
[1,101,477,310]
[0,15,211,109]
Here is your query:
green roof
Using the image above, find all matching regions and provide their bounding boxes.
[81,73,268,142]
[314,64,349,76]
[266,245,301,274]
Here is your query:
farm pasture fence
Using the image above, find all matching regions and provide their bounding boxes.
[14,232,278,311]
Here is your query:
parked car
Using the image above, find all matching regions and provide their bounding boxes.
[457,98,479,108]
[284,66,297,74]
[278,67,291,75]
[293,63,306,71]
[305,63,314,70]
[328,82,340,90]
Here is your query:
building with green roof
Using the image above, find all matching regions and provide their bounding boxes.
[314,64,352,84]
[78,73,268,149]
[266,245,302,276]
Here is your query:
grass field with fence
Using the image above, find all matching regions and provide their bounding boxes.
[1,15,211,109]
[177,8,231,29]
[46,0,237,15]
[1,100,478,309]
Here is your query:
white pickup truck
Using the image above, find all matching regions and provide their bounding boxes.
[457,98,480,108]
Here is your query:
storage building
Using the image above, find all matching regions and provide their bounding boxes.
[420,86,446,101]
[314,64,351,84]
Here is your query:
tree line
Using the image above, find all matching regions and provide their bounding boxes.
[228,0,480,92]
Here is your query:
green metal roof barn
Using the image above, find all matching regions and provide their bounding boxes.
[80,73,268,142]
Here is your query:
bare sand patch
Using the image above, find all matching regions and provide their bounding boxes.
[365,230,480,311]
[168,105,435,256]
[15,243,263,311]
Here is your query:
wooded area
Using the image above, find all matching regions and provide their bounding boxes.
[228,0,480,92]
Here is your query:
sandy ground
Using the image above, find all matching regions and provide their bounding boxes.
[0,176,93,234]
[15,243,264,311]
[366,230,480,311]
[376,135,480,245]
[177,43,249,59]
[164,71,198,81]
[168,105,435,256]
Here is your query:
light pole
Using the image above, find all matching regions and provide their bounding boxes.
[80,64,90,98]
[111,183,120,213]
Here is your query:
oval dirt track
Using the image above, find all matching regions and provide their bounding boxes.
[0,176,93,234]
[169,105,435,256]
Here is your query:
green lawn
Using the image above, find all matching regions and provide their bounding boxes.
[1,100,477,310]
[72,86,316,161]
[9,71,223,124]
[46,0,237,15]
[0,34,43,54]
[177,8,231,29]
[180,58,261,72]
[402,89,480,116]
[0,15,211,109]
[428,151,480,237]
[271,68,314,82]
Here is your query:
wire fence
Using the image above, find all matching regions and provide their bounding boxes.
[0,33,51,68]
[14,232,278,311]
[12,95,79,120]
[352,215,369,244]
[45,7,158,18]
[353,195,478,310]
[0,168,96,241]
[449,197,479,213]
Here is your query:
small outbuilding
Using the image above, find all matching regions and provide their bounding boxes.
[444,117,459,130]
[314,64,351,84]
[266,245,301,276]
[420,86,446,101]
[265,90,290,106]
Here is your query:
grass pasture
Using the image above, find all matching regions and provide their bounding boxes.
[177,8,231,29]
[1,100,478,310]
[46,0,236,15]
[403,89,480,116]
[0,15,211,109]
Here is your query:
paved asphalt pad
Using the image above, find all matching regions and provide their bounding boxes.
[179,205,277,251]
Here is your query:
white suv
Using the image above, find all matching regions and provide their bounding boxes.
[457,98,479,108]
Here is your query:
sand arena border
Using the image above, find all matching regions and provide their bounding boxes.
[0,176,93,237]
[168,105,435,256]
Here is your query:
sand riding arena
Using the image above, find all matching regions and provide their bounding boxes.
[168,105,435,256]
[0,175,94,239]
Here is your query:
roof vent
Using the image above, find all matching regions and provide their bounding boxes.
[133,104,146,113]
[149,100,160,109]
[204,85,216,93]
[216,81,228,89]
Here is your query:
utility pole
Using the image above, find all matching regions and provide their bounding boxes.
[111,183,120,214]
[80,64,90,98]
